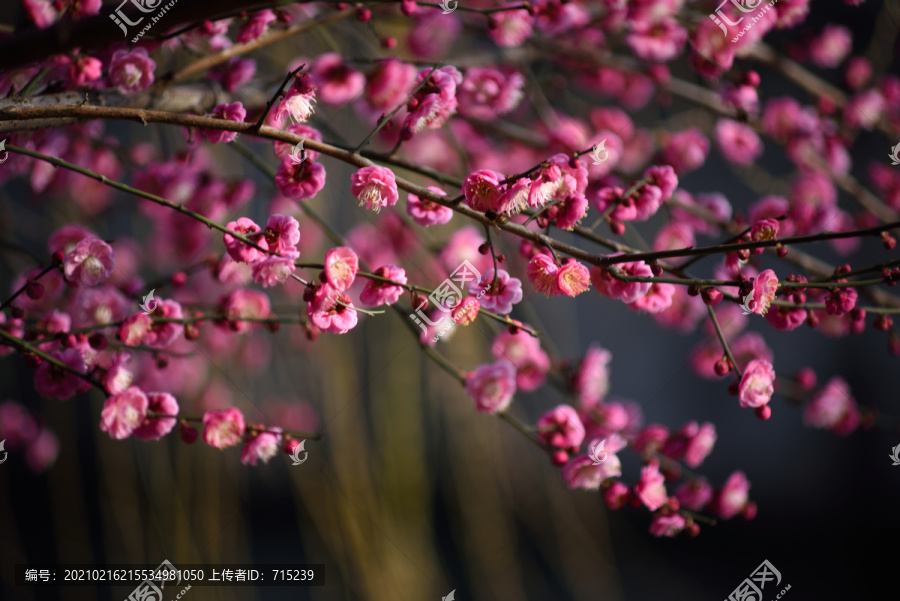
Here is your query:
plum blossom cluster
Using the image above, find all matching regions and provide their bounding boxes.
[98,389,300,466]
[465,337,759,536]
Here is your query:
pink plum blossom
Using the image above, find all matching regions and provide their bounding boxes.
[527,253,562,296]
[715,119,763,165]
[203,102,246,144]
[462,169,505,213]
[710,471,750,520]
[103,352,134,395]
[224,217,264,264]
[738,359,776,409]
[574,344,612,411]
[311,53,365,105]
[562,452,622,490]
[803,377,861,436]
[488,6,534,47]
[557,261,591,297]
[133,392,180,441]
[0,401,39,448]
[469,268,523,315]
[628,282,675,314]
[241,429,282,465]
[658,127,709,174]
[324,247,359,291]
[457,67,524,120]
[221,289,271,333]
[407,187,453,226]
[34,348,91,400]
[590,259,653,304]
[402,66,462,133]
[262,214,301,258]
[100,386,149,440]
[108,48,156,94]
[351,166,399,213]
[537,405,585,453]
[751,269,779,315]
[465,361,517,414]
[25,428,60,473]
[809,25,852,68]
[360,265,407,306]
[649,513,686,537]
[676,478,714,511]
[365,58,417,111]
[634,461,668,511]
[237,9,276,44]
[825,286,857,316]
[306,283,359,334]
[491,330,550,392]
[119,313,152,347]
[63,237,115,286]
[273,74,317,125]
[252,256,296,287]
[626,17,687,63]
[202,408,247,449]
[275,159,327,200]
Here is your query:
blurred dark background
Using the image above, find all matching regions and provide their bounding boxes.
[2,0,900,600]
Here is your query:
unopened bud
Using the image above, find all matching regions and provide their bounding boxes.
[754,405,772,420]
[88,333,107,350]
[25,281,44,300]
[701,287,723,306]
[179,422,198,444]
[806,311,819,328]
[874,314,894,331]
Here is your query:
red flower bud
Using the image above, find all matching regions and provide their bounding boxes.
[25,281,44,299]
[88,333,107,350]
[701,287,723,306]
[179,422,198,444]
